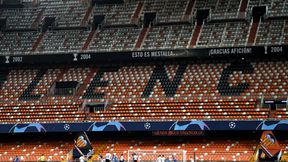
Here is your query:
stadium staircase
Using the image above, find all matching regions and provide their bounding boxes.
[240,0,249,12]
[82,28,98,51]
[247,18,260,45]
[189,23,202,48]
[135,26,151,49]
[184,0,195,19]
[131,2,144,24]
[31,8,44,29]
[32,31,47,52]
[75,68,98,96]
[81,6,94,27]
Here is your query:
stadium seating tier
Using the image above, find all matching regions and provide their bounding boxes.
[0,60,287,123]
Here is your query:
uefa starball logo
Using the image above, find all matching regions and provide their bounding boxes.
[229,122,236,129]
[144,122,151,129]
[64,124,70,131]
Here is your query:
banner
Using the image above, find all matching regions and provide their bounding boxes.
[0,45,286,65]
[73,132,93,158]
[2,120,288,133]
[259,131,281,158]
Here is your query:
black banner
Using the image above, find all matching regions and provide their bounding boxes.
[0,45,286,65]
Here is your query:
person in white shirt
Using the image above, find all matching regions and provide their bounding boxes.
[156,155,162,162]
[132,153,138,162]
[120,154,124,162]
[106,152,112,162]
[190,156,194,162]
[161,155,165,162]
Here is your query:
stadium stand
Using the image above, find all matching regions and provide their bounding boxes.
[0,135,72,161]
[0,60,287,123]
[0,134,257,161]
[0,0,288,161]
[97,139,256,161]
[0,134,287,162]
[0,0,288,53]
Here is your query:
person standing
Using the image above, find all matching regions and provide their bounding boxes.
[172,155,176,162]
[156,155,161,162]
[165,156,170,162]
[189,155,194,162]
[132,153,138,162]
[161,155,165,162]
[120,154,124,162]
[99,154,103,161]
[112,153,119,162]
[13,156,19,162]
[106,152,112,162]
[40,154,45,162]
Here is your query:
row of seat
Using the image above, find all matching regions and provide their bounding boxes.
[197,22,250,47]
[255,19,288,45]
[142,0,189,23]
[90,100,268,121]
[37,30,90,53]
[209,0,243,20]
[0,140,72,161]
[0,102,84,123]
[142,25,193,50]
[0,8,38,30]
[0,31,39,55]
[39,0,88,28]
[87,27,141,52]
[94,2,138,26]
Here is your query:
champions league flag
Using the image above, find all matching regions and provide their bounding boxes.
[257,131,282,161]
[73,132,94,159]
